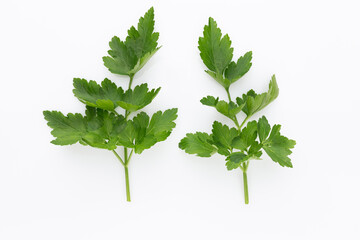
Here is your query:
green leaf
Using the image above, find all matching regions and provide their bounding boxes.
[116,84,160,112]
[73,78,159,113]
[131,108,178,154]
[103,7,160,76]
[114,120,136,148]
[43,111,87,145]
[257,116,271,143]
[211,121,238,156]
[201,96,244,121]
[147,108,178,141]
[73,78,123,111]
[225,51,252,83]
[44,107,131,150]
[232,120,257,151]
[215,100,245,121]
[125,7,159,59]
[179,132,217,157]
[262,125,296,168]
[205,70,231,88]
[83,107,125,149]
[198,17,233,87]
[247,141,262,159]
[200,95,219,106]
[225,152,249,170]
[128,48,160,75]
[131,112,156,153]
[103,36,137,75]
[236,75,279,117]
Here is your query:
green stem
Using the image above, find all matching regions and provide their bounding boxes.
[225,87,241,131]
[233,118,240,130]
[121,73,135,202]
[225,86,252,204]
[124,166,131,202]
[242,169,249,204]
[225,87,232,102]
[122,147,134,202]
[112,150,125,166]
[128,149,134,162]
[239,116,250,129]
[128,74,134,89]
[112,149,130,201]
[123,147,131,201]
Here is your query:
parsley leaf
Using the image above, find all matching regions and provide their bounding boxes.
[103,7,160,76]
[44,108,177,153]
[179,132,217,157]
[147,108,178,142]
[232,121,257,151]
[198,17,251,88]
[211,121,238,156]
[73,78,160,112]
[198,17,233,77]
[200,95,219,106]
[84,106,126,149]
[117,84,160,112]
[262,124,296,168]
[225,51,252,83]
[214,100,244,121]
[73,78,123,111]
[226,152,249,170]
[125,7,159,59]
[236,75,279,117]
[103,36,137,76]
[257,116,271,143]
[200,96,245,121]
[43,111,87,146]
[43,107,129,150]
[134,108,178,153]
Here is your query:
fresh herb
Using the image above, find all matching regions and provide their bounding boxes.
[179,17,296,204]
[44,7,178,202]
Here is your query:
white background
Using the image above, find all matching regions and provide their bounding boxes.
[1,0,359,239]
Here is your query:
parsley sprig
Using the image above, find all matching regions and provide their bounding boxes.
[179,17,296,204]
[44,7,178,202]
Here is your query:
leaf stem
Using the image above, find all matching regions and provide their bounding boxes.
[121,73,135,202]
[129,74,134,89]
[112,150,125,166]
[124,147,128,164]
[124,166,131,201]
[112,149,130,201]
[226,87,252,204]
[128,149,134,163]
[239,116,250,129]
[233,118,240,130]
[242,169,249,204]
[225,87,241,131]
[123,147,131,201]
[225,87,232,102]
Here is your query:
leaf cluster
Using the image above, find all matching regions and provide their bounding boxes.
[179,116,295,169]
[44,107,177,154]
[180,17,295,171]
[198,17,253,89]
[103,7,160,76]
[73,78,160,112]
[44,7,177,155]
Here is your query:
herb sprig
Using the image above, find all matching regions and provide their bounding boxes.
[44,7,178,202]
[179,17,296,204]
